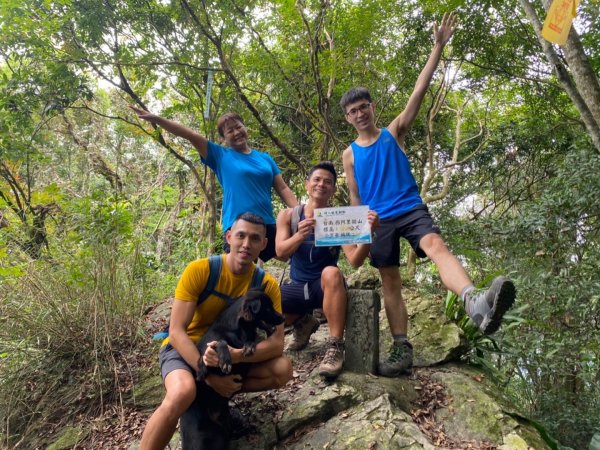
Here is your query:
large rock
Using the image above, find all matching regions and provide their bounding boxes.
[431,367,552,450]
[281,394,436,450]
[125,365,164,411]
[277,369,417,441]
[345,264,381,289]
[99,288,566,450]
[276,372,364,438]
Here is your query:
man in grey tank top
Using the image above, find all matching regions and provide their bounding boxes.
[340,12,516,377]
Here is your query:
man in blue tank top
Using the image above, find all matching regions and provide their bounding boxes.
[341,12,516,377]
[275,162,378,379]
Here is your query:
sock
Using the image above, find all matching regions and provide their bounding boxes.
[327,336,344,348]
[392,334,408,344]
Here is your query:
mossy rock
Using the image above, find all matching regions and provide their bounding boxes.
[346,264,381,289]
[280,394,436,449]
[431,368,552,450]
[46,427,88,450]
[432,369,511,443]
[276,367,418,441]
[126,366,164,411]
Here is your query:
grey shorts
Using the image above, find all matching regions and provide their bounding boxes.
[159,343,195,381]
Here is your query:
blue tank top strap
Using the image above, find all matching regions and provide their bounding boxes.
[289,207,340,283]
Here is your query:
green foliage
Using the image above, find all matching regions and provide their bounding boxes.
[0,198,159,447]
[444,143,600,450]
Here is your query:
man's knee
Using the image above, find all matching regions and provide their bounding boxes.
[321,266,344,290]
[379,266,401,284]
[271,357,293,388]
[162,371,197,417]
[419,233,448,258]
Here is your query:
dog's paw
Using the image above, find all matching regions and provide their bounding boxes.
[219,362,232,374]
[242,342,256,356]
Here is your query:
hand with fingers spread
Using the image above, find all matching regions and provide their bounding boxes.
[433,11,458,46]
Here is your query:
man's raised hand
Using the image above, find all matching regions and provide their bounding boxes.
[433,11,458,46]
[129,105,160,124]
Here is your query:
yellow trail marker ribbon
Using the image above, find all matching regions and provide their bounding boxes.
[541,0,579,45]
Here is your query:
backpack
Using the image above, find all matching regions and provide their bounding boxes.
[290,204,305,235]
[152,255,266,340]
[290,204,314,244]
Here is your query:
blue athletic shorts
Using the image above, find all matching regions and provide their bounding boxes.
[280,279,325,316]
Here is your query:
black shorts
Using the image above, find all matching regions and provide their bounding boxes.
[223,223,277,262]
[370,205,441,268]
[281,279,325,316]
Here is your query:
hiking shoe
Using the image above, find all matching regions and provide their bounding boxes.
[313,308,327,324]
[318,337,344,378]
[466,276,516,335]
[378,341,413,377]
[288,314,320,351]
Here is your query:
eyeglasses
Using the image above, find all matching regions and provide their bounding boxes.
[345,102,371,118]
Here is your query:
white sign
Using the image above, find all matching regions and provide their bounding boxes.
[314,206,371,247]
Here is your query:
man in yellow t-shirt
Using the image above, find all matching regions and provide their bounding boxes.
[140,213,292,450]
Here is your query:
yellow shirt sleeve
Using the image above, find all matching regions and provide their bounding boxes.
[262,273,282,314]
[174,259,209,302]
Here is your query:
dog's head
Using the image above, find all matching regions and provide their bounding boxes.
[238,286,284,334]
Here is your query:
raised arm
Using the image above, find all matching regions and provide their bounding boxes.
[275,208,314,260]
[273,174,299,208]
[387,12,457,148]
[342,147,362,206]
[129,105,209,159]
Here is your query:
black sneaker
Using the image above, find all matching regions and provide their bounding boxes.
[467,276,516,335]
[378,341,413,377]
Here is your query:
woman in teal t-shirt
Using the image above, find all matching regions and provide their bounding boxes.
[130,107,298,262]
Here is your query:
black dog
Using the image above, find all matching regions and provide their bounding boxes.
[180,286,284,450]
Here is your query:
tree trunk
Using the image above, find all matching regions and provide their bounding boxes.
[519,0,600,152]
[562,28,600,128]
